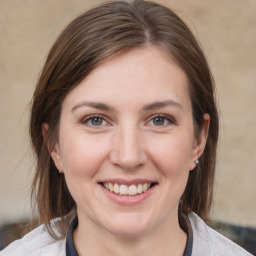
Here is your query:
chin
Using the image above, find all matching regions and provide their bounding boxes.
[107,224,149,237]
[102,213,152,237]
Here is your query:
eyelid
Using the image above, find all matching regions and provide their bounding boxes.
[81,114,110,127]
[146,114,177,126]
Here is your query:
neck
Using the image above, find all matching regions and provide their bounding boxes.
[73,213,187,256]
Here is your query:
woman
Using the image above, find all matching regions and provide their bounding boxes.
[1,0,252,255]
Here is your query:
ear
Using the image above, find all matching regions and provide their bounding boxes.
[42,123,64,173]
[189,113,210,170]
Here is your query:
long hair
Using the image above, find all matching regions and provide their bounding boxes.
[30,0,219,238]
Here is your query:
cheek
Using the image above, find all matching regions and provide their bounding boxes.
[148,133,194,176]
[59,136,111,207]
[59,135,109,177]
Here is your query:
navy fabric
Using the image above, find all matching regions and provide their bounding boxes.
[66,216,193,256]
[66,217,78,256]
[184,215,193,256]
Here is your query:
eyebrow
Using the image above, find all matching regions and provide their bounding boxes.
[142,100,183,111]
[71,101,114,112]
[71,99,182,112]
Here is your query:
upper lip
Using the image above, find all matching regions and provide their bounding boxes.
[98,178,158,186]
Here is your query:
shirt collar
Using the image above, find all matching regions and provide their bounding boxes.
[66,214,193,256]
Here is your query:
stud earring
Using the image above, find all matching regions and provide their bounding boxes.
[194,159,199,165]
[58,170,62,174]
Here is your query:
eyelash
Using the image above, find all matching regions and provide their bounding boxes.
[146,114,176,127]
[81,114,109,127]
[81,114,176,128]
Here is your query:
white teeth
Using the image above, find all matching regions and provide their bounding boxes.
[129,185,137,195]
[114,183,120,194]
[142,183,148,192]
[102,182,153,196]
[109,183,114,192]
[137,184,143,193]
[120,184,128,195]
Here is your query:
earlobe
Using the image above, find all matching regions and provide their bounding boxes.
[190,113,210,170]
[197,113,210,156]
[42,123,64,173]
[50,146,64,173]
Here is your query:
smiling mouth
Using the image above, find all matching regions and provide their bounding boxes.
[100,182,157,196]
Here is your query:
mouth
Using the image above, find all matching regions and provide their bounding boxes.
[99,182,158,196]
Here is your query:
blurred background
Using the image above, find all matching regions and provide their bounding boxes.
[0,0,255,252]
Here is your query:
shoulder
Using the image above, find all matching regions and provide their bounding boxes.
[0,221,66,256]
[188,212,253,256]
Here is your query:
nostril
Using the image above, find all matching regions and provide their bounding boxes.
[109,135,147,170]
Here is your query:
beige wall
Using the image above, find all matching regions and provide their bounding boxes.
[0,0,255,227]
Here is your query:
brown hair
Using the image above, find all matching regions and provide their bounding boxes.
[30,0,219,238]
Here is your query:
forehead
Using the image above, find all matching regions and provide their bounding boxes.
[62,46,191,112]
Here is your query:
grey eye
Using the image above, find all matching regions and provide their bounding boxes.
[90,117,103,126]
[153,117,165,126]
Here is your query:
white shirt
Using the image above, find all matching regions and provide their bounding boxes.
[0,212,252,256]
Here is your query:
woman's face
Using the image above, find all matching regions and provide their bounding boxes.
[50,46,208,236]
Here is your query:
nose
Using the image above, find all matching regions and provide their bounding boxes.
[109,125,147,170]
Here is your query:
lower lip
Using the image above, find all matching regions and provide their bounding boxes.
[100,185,156,205]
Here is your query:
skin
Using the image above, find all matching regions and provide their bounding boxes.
[46,46,209,256]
